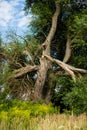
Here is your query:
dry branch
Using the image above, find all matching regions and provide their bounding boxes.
[44,54,87,82]
[63,36,72,63]
[12,65,38,78]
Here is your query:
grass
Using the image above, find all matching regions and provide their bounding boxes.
[0,114,87,130]
[0,100,87,130]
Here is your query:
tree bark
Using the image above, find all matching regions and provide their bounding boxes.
[44,54,87,82]
[12,65,38,78]
[33,2,60,101]
[63,36,72,63]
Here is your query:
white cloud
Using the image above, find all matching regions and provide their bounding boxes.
[18,17,29,27]
[0,0,29,27]
[0,0,31,40]
[18,11,25,17]
[9,0,19,6]
[18,14,33,28]
[0,1,14,25]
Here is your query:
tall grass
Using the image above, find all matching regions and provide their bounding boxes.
[0,100,87,130]
[0,114,87,130]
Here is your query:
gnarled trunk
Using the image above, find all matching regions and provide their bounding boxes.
[33,2,60,102]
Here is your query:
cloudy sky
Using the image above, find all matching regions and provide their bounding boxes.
[0,0,31,41]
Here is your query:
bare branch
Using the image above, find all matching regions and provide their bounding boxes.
[44,55,76,81]
[44,54,87,82]
[63,36,72,63]
[12,65,39,78]
[67,65,87,73]
[42,2,60,50]
[12,32,29,46]
[46,2,60,43]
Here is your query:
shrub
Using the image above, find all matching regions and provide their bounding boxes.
[0,99,56,120]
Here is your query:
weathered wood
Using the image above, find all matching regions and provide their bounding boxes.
[33,2,60,101]
[63,36,72,63]
[44,54,87,82]
[12,65,38,78]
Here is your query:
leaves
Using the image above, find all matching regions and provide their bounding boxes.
[62,75,87,114]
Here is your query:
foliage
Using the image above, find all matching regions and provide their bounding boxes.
[0,100,56,118]
[52,74,87,114]
[62,75,87,115]
[52,76,74,112]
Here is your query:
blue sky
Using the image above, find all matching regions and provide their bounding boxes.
[0,0,32,42]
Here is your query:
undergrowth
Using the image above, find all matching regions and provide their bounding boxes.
[0,100,87,130]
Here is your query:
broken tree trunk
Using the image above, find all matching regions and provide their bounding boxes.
[33,2,60,101]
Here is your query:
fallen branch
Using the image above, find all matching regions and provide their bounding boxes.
[66,64,87,73]
[44,54,87,82]
[12,65,39,78]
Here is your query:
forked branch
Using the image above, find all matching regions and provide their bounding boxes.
[44,54,87,82]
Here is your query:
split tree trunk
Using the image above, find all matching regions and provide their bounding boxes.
[33,2,60,102]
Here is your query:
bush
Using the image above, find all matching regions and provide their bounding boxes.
[62,75,87,115]
[0,99,56,120]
